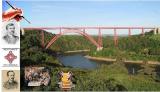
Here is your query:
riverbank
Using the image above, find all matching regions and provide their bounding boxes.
[64,49,90,54]
[85,55,160,65]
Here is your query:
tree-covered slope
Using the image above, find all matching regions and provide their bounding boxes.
[20,30,160,91]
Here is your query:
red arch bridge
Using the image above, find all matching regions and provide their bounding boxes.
[23,27,154,51]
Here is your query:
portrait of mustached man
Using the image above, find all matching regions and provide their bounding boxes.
[3,70,18,89]
[3,23,19,44]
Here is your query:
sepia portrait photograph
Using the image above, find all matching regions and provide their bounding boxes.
[2,70,20,91]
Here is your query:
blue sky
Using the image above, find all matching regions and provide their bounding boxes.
[2,1,160,35]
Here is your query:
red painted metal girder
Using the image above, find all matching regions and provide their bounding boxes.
[45,34,61,49]
[45,29,100,49]
[23,27,154,31]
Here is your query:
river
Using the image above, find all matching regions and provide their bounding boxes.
[58,54,159,75]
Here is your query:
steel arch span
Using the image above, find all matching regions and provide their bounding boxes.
[23,26,155,51]
[45,29,103,50]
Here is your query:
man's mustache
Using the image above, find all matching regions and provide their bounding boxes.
[9,31,15,33]
[11,78,14,79]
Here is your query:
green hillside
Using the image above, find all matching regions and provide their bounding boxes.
[22,30,160,62]
[20,30,160,91]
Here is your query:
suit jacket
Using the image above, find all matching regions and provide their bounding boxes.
[3,80,18,89]
[3,35,19,44]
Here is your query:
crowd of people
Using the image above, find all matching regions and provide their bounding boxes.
[24,67,50,86]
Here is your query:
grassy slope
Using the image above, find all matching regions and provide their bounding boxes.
[47,31,160,61]
[20,30,160,91]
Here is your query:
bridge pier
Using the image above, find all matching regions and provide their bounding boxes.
[97,46,103,51]
[98,28,102,48]
[154,28,160,35]
[114,29,118,46]
[142,28,144,36]
[41,30,45,48]
[21,28,25,35]
[128,28,131,36]
[60,28,62,34]
[83,28,85,34]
